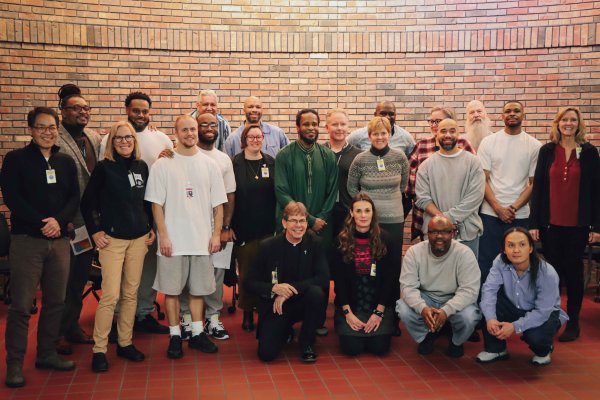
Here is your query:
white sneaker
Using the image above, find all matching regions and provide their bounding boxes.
[531,352,552,366]
[476,350,509,363]
[205,318,230,340]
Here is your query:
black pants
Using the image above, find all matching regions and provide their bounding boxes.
[380,222,403,322]
[256,285,324,362]
[339,334,391,357]
[540,225,589,323]
[482,289,561,356]
[59,250,93,336]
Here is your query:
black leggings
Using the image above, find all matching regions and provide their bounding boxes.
[339,334,391,356]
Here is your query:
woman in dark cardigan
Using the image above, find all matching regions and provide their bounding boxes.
[530,106,600,342]
[333,192,394,356]
[231,124,276,332]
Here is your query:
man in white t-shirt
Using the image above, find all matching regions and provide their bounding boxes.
[145,115,227,359]
[99,92,174,337]
[477,101,542,283]
[179,113,236,341]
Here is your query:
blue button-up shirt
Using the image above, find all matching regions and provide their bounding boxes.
[224,121,289,159]
[347,125,415,158]
[480,255,568,333]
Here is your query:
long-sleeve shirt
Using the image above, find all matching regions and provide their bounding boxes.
[400,240,480,317]
[224,121,289,158]
[415,150,485,241]
[480,255,568,333]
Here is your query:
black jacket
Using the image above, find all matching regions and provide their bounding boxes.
[80,154,152,240]
[0,141,79,238]
[333,231,396,309]
[245,232,329,301]
[530,142,600,232]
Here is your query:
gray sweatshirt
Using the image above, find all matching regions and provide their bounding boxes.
[400,240,480,317]
[415,150,485,241]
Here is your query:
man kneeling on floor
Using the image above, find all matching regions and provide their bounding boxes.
[396,215,481,357]
[246,201,329,363]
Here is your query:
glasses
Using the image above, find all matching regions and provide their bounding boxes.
[113,135,135,143]
[199,122,218,128]
[247,135,263,141]
[427,119,443,126]
[33,125,58,133]
[428,229,454,236]
[63,105,92,113]
[286,218,307,225]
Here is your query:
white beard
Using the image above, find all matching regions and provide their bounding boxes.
[465,118,491,150]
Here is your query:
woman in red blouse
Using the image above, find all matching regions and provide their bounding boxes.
[530,107,600,342]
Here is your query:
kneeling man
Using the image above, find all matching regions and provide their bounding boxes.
[396,215,481,357]
[246,202,329,363]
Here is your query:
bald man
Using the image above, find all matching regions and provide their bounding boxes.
[396,215,481,357]
[463,100,492,151]
[223,96,289,158]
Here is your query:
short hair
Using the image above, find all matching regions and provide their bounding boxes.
[430,106,456,119]
[198,89,218,103]
[240,124,262,149]
[283,201,308,220]
[125,91,152,108]
[27,107,59,128]
[295,108,320,127]
[367,116,391,135]
[503,100,524,110]
[103,121,141,161]
[325,108,348,121]
[175,114,196,131]
[58,83,84,110]
[550,106,587,145]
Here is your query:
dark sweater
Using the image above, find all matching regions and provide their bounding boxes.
[325,142,363,209]
[530,142,600,232]
[80,154,152,240]
[0,141,79,238]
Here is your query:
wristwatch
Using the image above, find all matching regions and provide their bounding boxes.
[342,308,350,315]
[222,225,231,231]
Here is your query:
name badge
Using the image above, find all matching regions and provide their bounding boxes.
[261,166,269,178]
[271,270,278,284]
[186,186,194,198]
[370,263,377,277]
[376,158,386,171]
[46,169,57,184]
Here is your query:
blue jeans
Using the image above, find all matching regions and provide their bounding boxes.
[459,237,479,258]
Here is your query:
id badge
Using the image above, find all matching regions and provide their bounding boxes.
[370,263,377,277]
[46,169,57,184]
[376,158,386,171]
[186,186,194,198]
[271,270,278,284]
[261,166,269,178]
[128,172,136,187]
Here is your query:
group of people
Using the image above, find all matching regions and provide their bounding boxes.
[2,83,599,388]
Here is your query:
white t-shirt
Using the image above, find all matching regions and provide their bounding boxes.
[199,148,236,193]
[145,151,227,256]
[477,129,541,219]
[100,127,173,169]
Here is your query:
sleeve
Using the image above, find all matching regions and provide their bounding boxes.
[404,132,416,159]
[223,157,236,193]
[315,151,338,220]
[98,135,108,161]
[440,246,480,317]
[444,157,485,224]
[54,158,80,229]
[477,138,492,171]
[399,151,409,193]
[80,162,106,237]
[479,255,504,321]
[244,239,275,298]
[221,118,231,145]
[399,246,428,314]
[163,134,174,150]
[588,147,600,232]
[223,132,237,158]
[513,264,560,333]
[407,142,421,196]
[529,139,542,177]
[209,161,228,207]
[346,130,360,148]
[346,156,361,198]
[414,159,432,211]
[529,146,547,230]
[274,150,296,210]
[460,138,476,154]
[144,161,167,206]
[279,128,290,148]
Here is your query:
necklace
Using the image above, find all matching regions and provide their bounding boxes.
[245,158,263,180]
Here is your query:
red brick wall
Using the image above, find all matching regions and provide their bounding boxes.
[1,0,599,149]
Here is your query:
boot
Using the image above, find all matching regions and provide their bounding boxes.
[242,311,254,332]
[558,321,580,342]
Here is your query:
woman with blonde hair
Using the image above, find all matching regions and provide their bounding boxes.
[81,121,155,371]
[530,106,600,342]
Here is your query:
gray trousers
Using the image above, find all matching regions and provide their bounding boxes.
[180,268,225,319]
[5,235,70,364]
[396,291,481,345]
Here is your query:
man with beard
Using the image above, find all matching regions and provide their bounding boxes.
[415,119,485,256]
[99,92,173,336]
[477,101,541,283]
[463,100,492,151]
[190,89,230,152]
[145,115,227,358]
[396,216,481,357]
[178,113,236,341]
[224,96,289,158]
[55,84,102,355]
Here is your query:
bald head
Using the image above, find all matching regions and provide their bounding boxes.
[427,215,455,257]
[374,101,396,127]
[175,114,196,131]
[243,96,263,124]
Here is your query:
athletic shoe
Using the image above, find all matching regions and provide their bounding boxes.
[205,318,230,340]
[476,350,509,363]
[189,332,218,353]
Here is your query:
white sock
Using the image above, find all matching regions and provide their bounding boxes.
[191,320,203,336]
[209,314,220,324]
[182,313,192,325]
[169,325,182,337]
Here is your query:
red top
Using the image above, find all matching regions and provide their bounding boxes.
[549,144,580,227]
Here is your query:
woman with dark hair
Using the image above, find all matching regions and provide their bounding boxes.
[333,192,394,356]
[529,106,600,342]
[81,121,155,372]
[476,227,567,366]
[231,124,276,332]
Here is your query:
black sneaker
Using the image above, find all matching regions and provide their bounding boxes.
[446,342,464,358]
[116,345,145,362]
[167,335,183,359]
[135,315,169,334]
[205,318,230,340]
[92,352,108,373]
[300,345,317,363]
[417,332,439,355]
[189,332,218,353]
[181,325,192,341]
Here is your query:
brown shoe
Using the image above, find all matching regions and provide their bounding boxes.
[55,336,73,355]
[66,329,94,344]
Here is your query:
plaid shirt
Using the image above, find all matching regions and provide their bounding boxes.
[407,136,475,240]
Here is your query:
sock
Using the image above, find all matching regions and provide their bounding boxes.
[182,313,192,325]
[169,325,181,337]
[209,314,220,324]
[191,320,204,336]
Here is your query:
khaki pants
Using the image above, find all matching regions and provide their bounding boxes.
[93,235,148,353]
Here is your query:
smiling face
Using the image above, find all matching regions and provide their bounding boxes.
[428,110,447,136]
[126,99,150,132]
[112,125,136,158]
[244,126,263,153]
[197,94,218,116]
[504,231,533,271]
[375,102,396,128]
[61,96,90,128]
[175,116,199,149]
[297,112,319,145]
[350,200,373,233]
[502,102,524,129]
[30,113,59,151]
[368,123,390,150]
[558,110,578,139]
[197,113,218,146]
[282,213,308,242]
[427,217,454,257]
[436,119,459,152]
[326,111,349,144]
[243,97,263,124]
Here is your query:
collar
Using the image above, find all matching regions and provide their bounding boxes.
[369,145,390,157]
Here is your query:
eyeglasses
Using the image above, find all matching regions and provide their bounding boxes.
[199,122,218,128]
[33,125,58,133]
[63,105,92,113]
[286,218,307,225]
[113,135,135,143]
[428,229,454,236]
[427,119,443,126]
[246,135,263,141]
